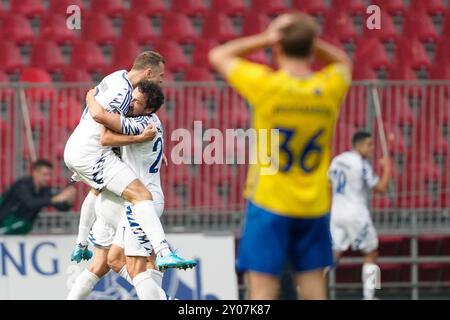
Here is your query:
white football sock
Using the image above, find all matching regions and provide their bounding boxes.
[133,270,167,300]
[148,269,164,287]
[76,192,97,246]
[362,263,379,300]
[67,269,99,300]
[118,265,133,285]
[130,201,171,257]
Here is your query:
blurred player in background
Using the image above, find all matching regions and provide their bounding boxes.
[328,131,391,300]
[65,52,195,272]
[67,81,170,300]
[209,12,352,299]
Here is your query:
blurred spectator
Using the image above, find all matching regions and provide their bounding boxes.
[0,159,76,235]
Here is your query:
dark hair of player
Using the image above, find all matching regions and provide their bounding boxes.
[32,159,53,170]
[136,80,164,114]
[279,13,319,59]
[352,131,373,147]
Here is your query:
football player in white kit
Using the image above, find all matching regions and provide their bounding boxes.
[64,51,195,272]
[328,131,391,300]
[68,82,177,300]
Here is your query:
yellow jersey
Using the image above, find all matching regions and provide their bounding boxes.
[227,59,351,218]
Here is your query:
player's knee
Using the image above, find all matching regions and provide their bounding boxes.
[88,262,110,278]
[107,254,123,273]
[122,180,152,203]
[364,250,378,263]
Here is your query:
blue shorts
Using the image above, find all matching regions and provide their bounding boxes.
[236,201,334,276]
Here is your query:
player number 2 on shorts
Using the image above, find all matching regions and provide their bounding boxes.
[278,128,324,173]
[149,137,163,173]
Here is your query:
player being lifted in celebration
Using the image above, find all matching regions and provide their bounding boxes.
[64,51,195,271]
[209,13,352,299]
[328,131,391,300]
[68,82,180,300]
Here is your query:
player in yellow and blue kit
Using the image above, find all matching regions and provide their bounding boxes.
[209,13,352,299]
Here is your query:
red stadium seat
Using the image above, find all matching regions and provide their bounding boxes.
[30,41,66,73]
[152,41,189,72]
[394,38,431,70]
[419,263,450,282]
[10,0,46,18]
[323,11,359,42]
[418,235,450,256]
[410,0,447,15]
[187,180,225,211]
[202,13,237,43]
[121,14,158,44]
[192,39,219,68]
[111,40,142,71]
[0,41,24,73]
[251,0,286,16]
[443,10,450,37]
[81,13,117,45]
[0,14,35,45]
[184,67,215,81]
[54,96,83,131]
[338,86,368,127]
[371,195,394,209]
[171,0,209,16]
[211,0,247,16]
[419,93,450,127]
[71,41,108,73]
[129,0,167,17]
[388,65,417,80]
[371,0,407,16]
[90,0,127,18]
[380,91,415,127]
[20,68,52,83]
[292,0,328,16]
[412,122,448,156]
[161,13,198,44]
[434,38,450,66]
[61,68,92,82]
[354,38,390,70]
[429,64,450,80]
[0,71,7,82]
[49,0,85,14]
[374,124,407,155]
[20,68,55,103]
[40,14,78,44]
[335,264,360,283]
[379,263,410,282]
[241,12,271,36]
[378,236,410,256]
[163,187,184,209]
[363,10,398,42]
[352,65,378,80]
[331,0,366,16]
[403,12,438,42]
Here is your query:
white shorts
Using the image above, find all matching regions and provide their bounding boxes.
[88,190,125,248]
[330,206,379,254]
[65,150,136,196]
[113,200,164,257]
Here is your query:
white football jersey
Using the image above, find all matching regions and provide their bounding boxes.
[328,151,379,210]
[65,70,152,165]
[121,113,164,201]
